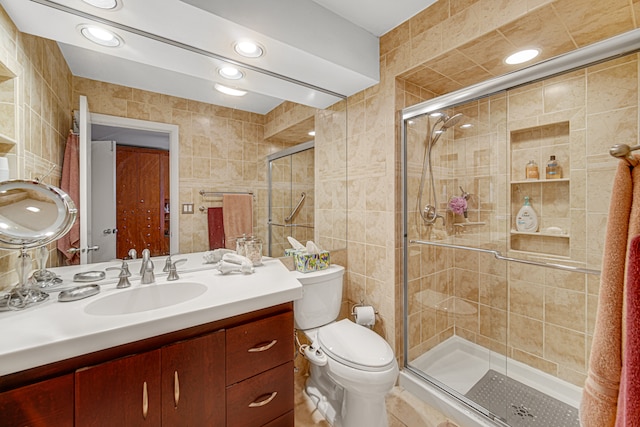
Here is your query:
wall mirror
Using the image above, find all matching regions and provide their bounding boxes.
[0,2,348,265]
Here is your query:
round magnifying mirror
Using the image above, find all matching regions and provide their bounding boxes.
[0,180,77,249]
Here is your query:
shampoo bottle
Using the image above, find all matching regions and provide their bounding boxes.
[516,196,538,232]
[546,155,562,179]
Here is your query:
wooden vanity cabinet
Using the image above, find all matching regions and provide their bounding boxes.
[75,330,225,427]
[1,303,293,427]
[0,374,74,427]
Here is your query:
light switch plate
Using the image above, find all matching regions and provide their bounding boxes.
[182,203,194,214]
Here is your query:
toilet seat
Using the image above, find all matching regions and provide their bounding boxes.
[317,319,395,372]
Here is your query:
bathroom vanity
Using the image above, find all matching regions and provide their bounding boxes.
[0,253,301,427]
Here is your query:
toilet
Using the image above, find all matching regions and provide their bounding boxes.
[293,265,398,427]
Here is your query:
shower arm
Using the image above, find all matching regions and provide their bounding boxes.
[285,192,306,223]
[410,239,601,276]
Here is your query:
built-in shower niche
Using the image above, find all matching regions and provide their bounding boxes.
[509,122,570,257]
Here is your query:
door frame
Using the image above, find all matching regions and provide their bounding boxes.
[89,114,180,256]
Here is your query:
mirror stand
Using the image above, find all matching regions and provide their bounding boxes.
[1,249,49,311]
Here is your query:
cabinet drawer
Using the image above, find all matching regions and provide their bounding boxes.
[262,410,294,427]
[226,311,293,385]
[226,361,294,427]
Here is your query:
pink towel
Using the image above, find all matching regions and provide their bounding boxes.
[208,207,225,249]
[616,235,640,426]
[581,157,640,426]
[57,132,80,264]
[222,194,253,250]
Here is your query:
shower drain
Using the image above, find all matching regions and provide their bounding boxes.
[465,370,579,427]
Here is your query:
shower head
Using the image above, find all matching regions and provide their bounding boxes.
[441,113,463,130]
[428,112,464,148]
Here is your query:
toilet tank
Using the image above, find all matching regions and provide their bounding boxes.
[293,264,345,330]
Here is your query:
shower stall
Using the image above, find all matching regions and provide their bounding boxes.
[401,29,640,426]
[267,141,315,257]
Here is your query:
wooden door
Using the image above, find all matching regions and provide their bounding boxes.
[161,330,225,426]
[116,146,169,258]
[75,350,162,427]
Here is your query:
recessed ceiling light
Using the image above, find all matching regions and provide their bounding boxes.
[234,41,264,58]
[308,131,316,136]
[78,24,123,47]
[214,83,247,97]
[505,49,540,65]
[81,0,120,9]
[218,66,244,80]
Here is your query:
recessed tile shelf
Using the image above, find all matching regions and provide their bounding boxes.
[509,121,571,257]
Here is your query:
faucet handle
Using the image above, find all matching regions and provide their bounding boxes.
[127,248,137,260]
[166,259,187,281]
[163,254,173,272]
[106,260,132,288]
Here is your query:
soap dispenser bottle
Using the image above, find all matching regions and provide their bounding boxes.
[516,196,538,232]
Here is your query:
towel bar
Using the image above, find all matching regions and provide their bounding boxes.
[410,239,601,275]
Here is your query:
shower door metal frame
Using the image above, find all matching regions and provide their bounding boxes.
[401,28,640,424]
[267,140,314,257]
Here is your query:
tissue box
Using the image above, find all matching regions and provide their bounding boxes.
[294,250,330,273]
[284,248,299,257]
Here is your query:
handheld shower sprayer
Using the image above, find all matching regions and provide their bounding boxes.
[417,112,464,226]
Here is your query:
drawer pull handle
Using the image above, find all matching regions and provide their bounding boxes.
[142,381,149,419]
[249,391,278,408]
[174,371,180,408]
[248,339,277,352]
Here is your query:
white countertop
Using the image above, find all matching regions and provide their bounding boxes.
[0,252,302,376]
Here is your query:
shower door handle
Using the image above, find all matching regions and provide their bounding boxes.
[285,192,306,223]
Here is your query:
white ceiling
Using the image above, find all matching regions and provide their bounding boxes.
[0,0,436,114]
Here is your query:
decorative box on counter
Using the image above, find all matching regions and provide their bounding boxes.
[284,248,298,257]
[293,250,330,273]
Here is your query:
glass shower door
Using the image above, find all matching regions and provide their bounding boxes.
[267,141,315,257]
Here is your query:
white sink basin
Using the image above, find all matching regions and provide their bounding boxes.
[84,282,207,315]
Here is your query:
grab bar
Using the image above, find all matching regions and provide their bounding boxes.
[285,192,306,223]
[410,239,601,276]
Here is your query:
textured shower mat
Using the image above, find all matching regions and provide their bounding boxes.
[465,370,579,427]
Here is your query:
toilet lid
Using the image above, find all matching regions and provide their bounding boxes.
[317,319,395,372]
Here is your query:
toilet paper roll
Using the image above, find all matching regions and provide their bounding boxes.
[354,305,376,327]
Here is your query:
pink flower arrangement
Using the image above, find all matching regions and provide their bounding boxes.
[448,196,468,215]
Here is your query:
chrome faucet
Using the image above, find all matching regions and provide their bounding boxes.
[140,249,155,284]
[166,258,187,281]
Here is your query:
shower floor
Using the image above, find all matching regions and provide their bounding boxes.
[466,370,579,426]
[409,336,582,417]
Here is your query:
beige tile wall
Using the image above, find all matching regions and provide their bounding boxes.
[0,7,73,290]
[344,0,640,374]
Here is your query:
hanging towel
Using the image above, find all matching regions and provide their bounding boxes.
[615,235,640,426]
[208,207,225,250]
[57,132,80,265]
[581,158,640,426]
[222,194,253,250]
